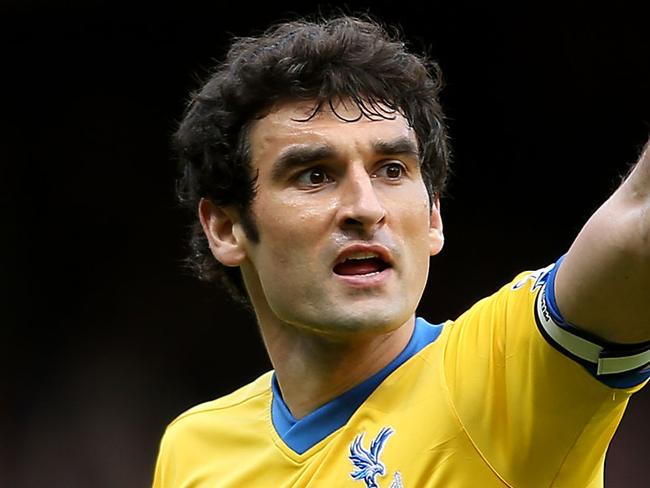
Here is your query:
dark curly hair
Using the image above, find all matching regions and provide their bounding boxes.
[174,14,451,305]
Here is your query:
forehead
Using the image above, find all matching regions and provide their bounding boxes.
[248,99,417,167]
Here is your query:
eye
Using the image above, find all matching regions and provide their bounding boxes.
[295,167,333,187]
[375,162,405,180]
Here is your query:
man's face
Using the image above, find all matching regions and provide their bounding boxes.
[232,100,443,338]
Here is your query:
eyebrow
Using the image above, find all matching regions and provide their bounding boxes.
[371,137,420,160]
[270,143,337,181]
[269,136,420,181]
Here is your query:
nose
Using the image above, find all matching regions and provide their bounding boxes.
[336,167,386,234]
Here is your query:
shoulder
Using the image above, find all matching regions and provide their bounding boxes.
[153,371,275,486]
[449,264,551,330]
[163,370,274,440]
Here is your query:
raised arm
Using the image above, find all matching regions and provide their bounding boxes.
[555,139,650,344]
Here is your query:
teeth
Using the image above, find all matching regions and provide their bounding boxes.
[345,252,379,260]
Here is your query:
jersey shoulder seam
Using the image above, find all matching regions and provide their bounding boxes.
[168,373,273,429]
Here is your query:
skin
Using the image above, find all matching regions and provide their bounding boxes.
[200,99,444,418]
[200,95,650,417]
[555,142,650,343]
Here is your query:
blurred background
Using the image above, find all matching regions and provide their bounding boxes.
[1,1,649,486]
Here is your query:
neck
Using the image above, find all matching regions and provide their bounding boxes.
[259,315,415,419]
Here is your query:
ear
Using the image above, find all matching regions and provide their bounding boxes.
[428,196,444,256]
[198,198,247,267]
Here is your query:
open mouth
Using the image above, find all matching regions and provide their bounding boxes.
[333,253,391,276]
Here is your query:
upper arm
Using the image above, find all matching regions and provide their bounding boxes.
[555,144,650,344]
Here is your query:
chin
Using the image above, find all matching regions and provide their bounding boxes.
[291,307,413,339]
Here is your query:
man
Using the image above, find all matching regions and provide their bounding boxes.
[153,15,650,487]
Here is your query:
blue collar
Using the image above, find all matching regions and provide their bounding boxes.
[271,317,444,454]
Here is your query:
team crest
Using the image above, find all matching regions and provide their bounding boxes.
[348,427,403,487]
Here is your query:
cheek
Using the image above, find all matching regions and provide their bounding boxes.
[253,197,329,271]
[398,198,433,247]
[401,200,433,283]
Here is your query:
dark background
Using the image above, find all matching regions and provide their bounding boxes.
[2,1,649,486]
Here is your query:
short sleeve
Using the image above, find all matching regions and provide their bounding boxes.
[442,261,648,487]
[151,429,168,488]
[538,255,650,388]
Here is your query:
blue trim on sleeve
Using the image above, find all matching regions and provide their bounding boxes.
[271,317,444,454]
[543,255,566,326]
[542,256,650,388]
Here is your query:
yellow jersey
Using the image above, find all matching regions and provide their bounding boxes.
[153,261,649,487]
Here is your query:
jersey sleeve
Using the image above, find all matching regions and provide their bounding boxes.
[442,260,649,487]
[537,255,650,387]
[151,427,171,488]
